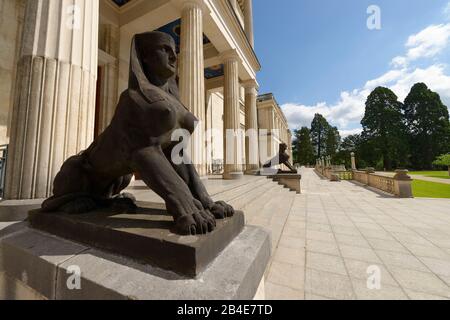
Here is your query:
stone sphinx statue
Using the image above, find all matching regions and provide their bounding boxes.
[263,143,297,173]
[41,31,234,235]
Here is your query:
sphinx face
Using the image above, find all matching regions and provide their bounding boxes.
[141,36,177,81]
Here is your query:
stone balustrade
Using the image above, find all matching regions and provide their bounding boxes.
[334,171,353,180]
[353,169,413,198]
[315,162,413,198]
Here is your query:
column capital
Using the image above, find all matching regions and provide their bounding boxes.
[182,0,202,10]
[178,0,210,14]
[220,49,241,64]
[241,79,259,90]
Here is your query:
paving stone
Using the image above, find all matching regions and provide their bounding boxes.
[281,226,306,238]
[304,293,330,300]
[405,289,449,300]
[388,266,450,298]
[306,252,347,276]
[419,257,450,277]
[332,225,361,236]
[267,261,304,291]
[306,223,332,233]
[307,239,340,256]
[391,232,434,246]
[339,245,381,263]
[278,235,306,250]
[265,281,304,300]
[351,279,408,300]
[285,220,306,230]
[273,246,305,266]
[334,233,371,248]
[306,230,335,243]
[366,238,409,253]
[305,268,355,300]
[358,228,395,241]
[376,250,430,272]
[344,259,398,287]
[402,243,450,260]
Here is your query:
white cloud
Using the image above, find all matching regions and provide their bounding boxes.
[391,24,450,67]
[340,128,363,138]
[281,23,450,135]
[445,2,450,20]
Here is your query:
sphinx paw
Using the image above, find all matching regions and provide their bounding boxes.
[209,201,235,219]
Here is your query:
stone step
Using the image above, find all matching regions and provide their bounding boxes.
[228,179,277,211]
[206,176,268,197]
[240,184,283,222]
[245,184,292,223]
[212,177,271,203]
[128,176,269,207]
[246,186,296,251]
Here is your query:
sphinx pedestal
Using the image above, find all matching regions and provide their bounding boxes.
[269,174,302,194]
[0,204,271,300]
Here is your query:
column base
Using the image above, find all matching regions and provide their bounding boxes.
[223,172,244,180]
[0,199,43,222]
[244,169,260,176]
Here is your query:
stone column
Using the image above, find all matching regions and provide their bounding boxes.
[97,24,119,135]
[5,0,99,200]
[351,152,356,170]
[244,0,254,47]
[243,79,259,173]
[179,1,206,176]
[222,50,243,180]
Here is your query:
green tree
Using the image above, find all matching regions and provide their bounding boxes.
[340,134,361,152]
[325,126,341,159]
[294,127,315,165]
[310,114,330,158]
[335,134,362,169]
[361,87,408,171]
[433,154,450,176]
[403,83,450,169]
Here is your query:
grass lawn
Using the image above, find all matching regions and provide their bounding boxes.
[412,180,450,199]
[408,171,450,179]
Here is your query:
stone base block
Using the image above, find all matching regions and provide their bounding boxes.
[0,199,43,222]
[269,174,302,194]
[28,205,245,278]
[244,169,260,176]
[0,224,271,300]
[330,174,341,182]
[223,172,244,180]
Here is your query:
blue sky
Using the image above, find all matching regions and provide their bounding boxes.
[253,0,450,136]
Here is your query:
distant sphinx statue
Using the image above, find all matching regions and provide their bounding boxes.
[41,31,234,235]
[263,143,297,174]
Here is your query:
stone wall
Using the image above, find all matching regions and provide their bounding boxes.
[0,0,25,145]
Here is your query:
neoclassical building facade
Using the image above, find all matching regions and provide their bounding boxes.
[0,0,291,200]
[257,93,293,164]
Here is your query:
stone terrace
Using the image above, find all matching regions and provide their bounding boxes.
[265,168,450,300]
[2,168,450,300]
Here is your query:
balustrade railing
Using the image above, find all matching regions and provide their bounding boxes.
[315,162,413,198]
[335,170,353,180]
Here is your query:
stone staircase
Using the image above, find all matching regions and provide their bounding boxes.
[198,176,298,252]
[128,175,298,252]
